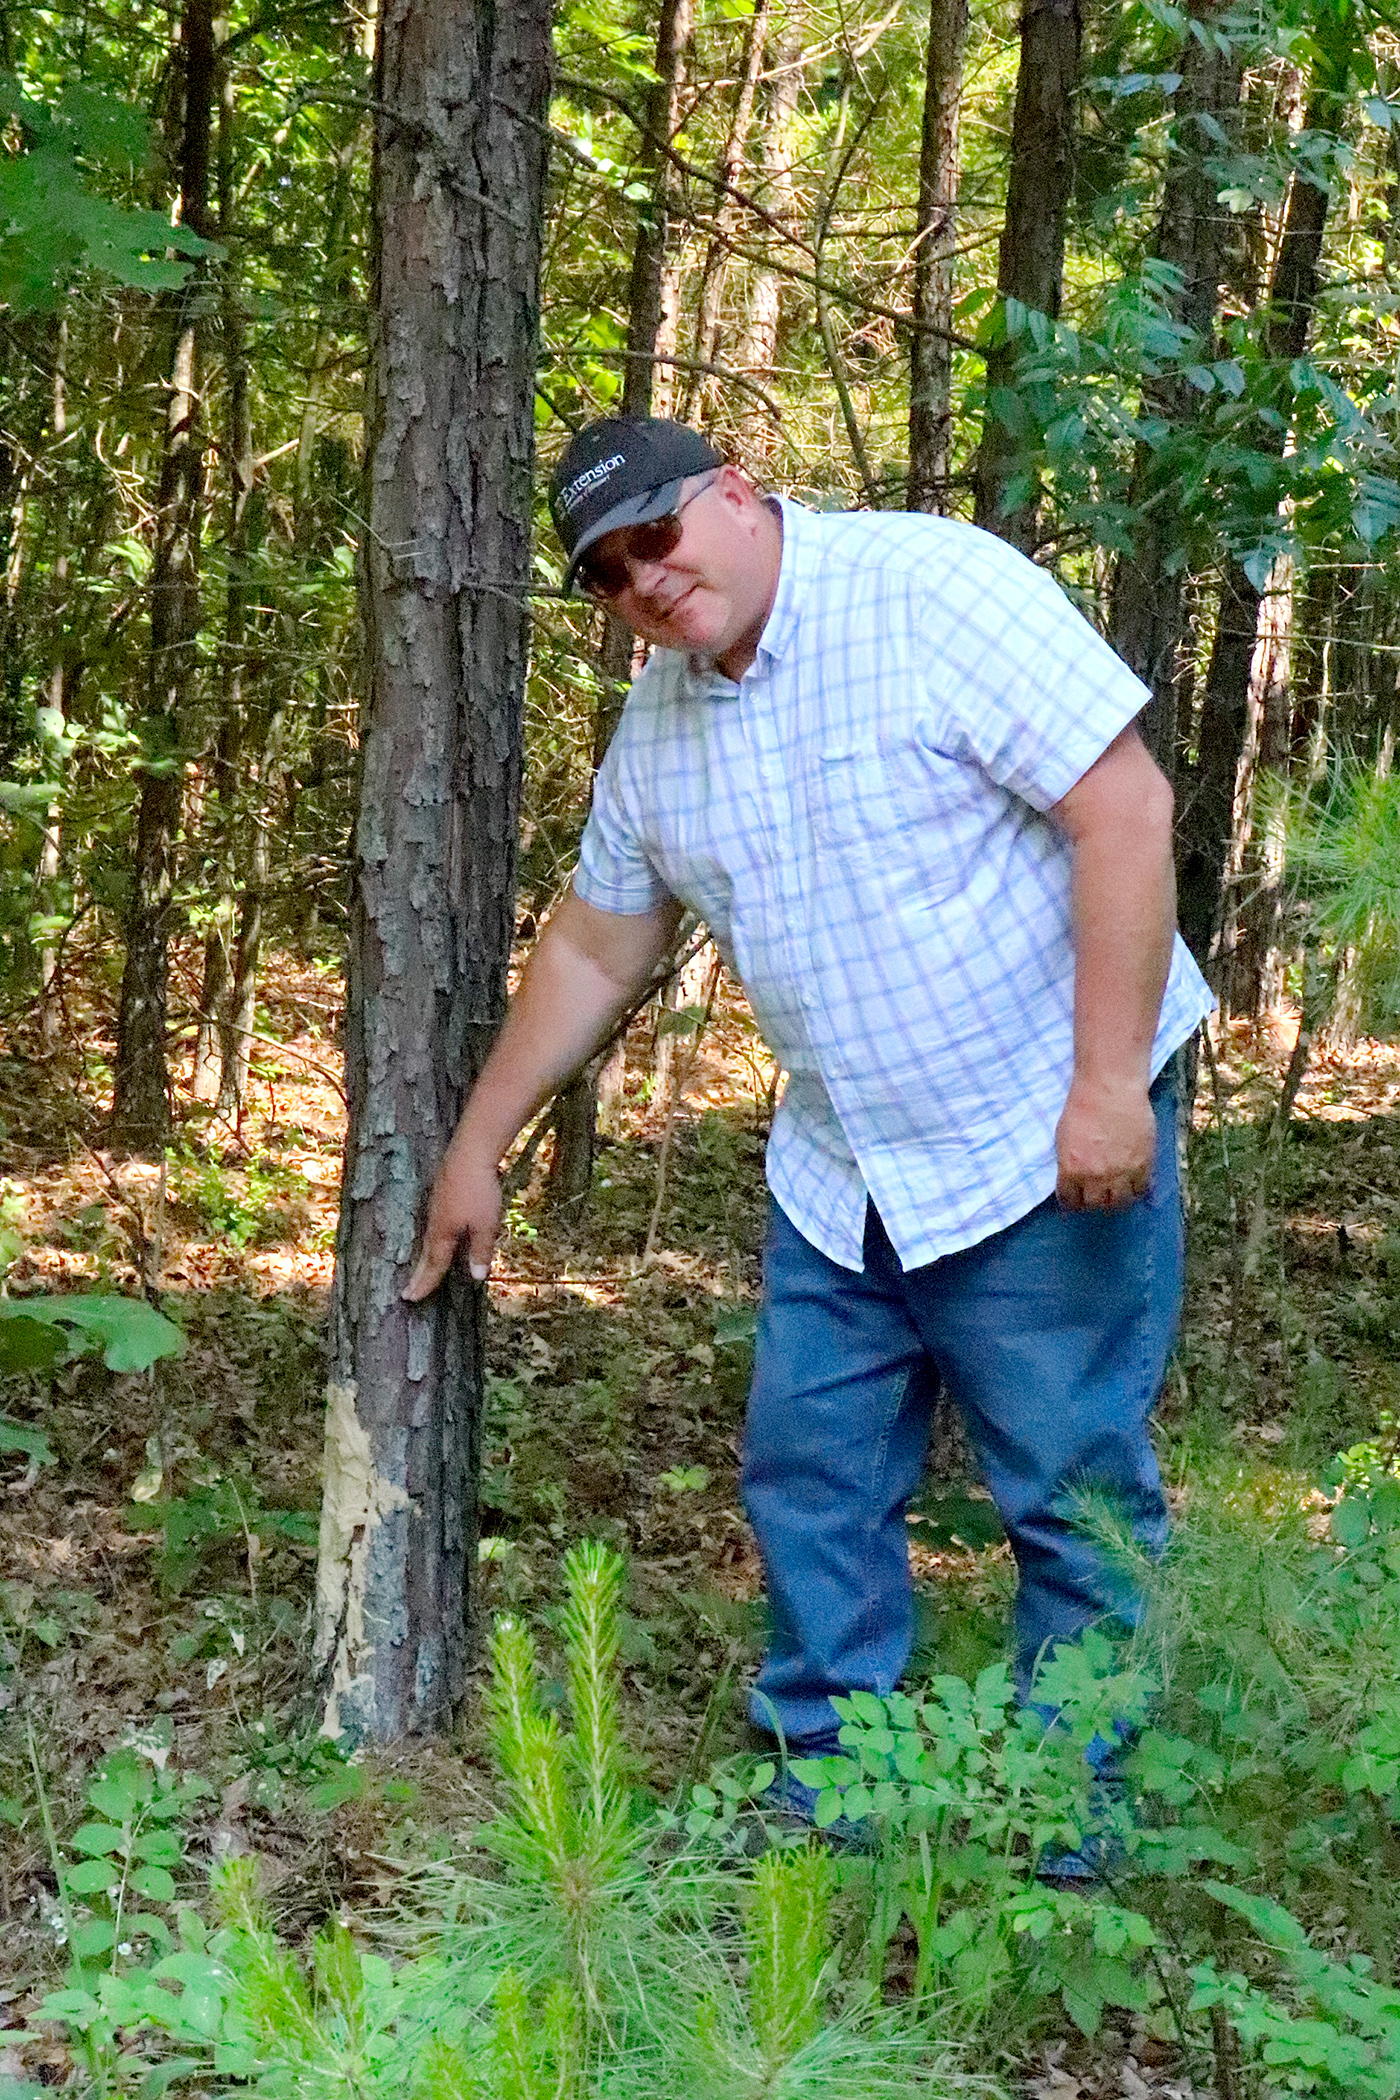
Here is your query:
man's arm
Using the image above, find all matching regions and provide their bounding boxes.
[402,888,684,1299]
[1048,724,1176,1211]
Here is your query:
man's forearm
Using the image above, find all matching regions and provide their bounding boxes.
[1050,725,1176,1209]
[449,890,683,1166]
[402,889,682,1297]
[1068,808,1174,1091]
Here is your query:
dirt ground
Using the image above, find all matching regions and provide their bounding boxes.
[0,947,1396,2090]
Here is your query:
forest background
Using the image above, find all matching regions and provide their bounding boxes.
[1,0,1400,2089]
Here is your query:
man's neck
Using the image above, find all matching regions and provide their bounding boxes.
[714,500,784,681]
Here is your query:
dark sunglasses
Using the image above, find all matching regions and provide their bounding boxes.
[578,479,712,599]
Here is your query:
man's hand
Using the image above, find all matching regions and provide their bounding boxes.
[1055,1072,1156,1212]
[402,1148,503,1300]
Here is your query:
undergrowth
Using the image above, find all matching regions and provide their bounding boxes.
[26,1468,1400,2100]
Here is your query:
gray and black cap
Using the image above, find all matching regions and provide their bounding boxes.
[550,417,723,592]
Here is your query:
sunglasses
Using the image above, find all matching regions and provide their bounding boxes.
[578,478,713,599]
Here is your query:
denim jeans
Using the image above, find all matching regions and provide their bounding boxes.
[742,1074,1181,1750]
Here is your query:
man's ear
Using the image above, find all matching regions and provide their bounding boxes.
[714,462,760,519]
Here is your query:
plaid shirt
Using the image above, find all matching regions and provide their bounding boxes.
[575,500,1213,1272]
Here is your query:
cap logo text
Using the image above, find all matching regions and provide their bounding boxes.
[560,453,625,515]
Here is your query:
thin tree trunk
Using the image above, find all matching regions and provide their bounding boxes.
[294,120,359,551]
[548,2,692,1209]
[195,42,253,1105]
[112,0,216,1153]
[680,0,768,423]
[316,0,550,1744]
[1174,81,1340,973]
[971,0,1082,552]
[907,0,968,512]
[622,0,693,421]
[38,318,68,1043]
[1224,564,1292,1018]
[736,38,800,464]
[1110,10,1242,778]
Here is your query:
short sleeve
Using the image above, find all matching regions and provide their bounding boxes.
[574,738,674,916]
[919,536,1150,810]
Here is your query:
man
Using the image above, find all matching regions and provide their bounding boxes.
[404,417,1213,1792]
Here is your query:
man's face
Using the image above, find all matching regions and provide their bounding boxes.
[583,466,779,661]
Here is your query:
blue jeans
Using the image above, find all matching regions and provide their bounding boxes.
[742,1076,1181,1749]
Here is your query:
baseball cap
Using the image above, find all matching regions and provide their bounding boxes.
[550,417,723,593]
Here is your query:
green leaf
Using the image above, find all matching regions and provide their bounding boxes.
[70,1916,117,1959]
[134,1828,182,1866]
[71,1820,129,1856]
[37,1986,102,2027]
[0,1316,64,1376]
[1,1295,184,1372]
[88,1777,142,1822]
[1331,1494,1372,1548]
[64,1857,123,1894]
[130,1864,177,1902]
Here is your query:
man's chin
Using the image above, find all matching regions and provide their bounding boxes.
[636,589,720,652]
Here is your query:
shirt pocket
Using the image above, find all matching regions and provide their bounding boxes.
[808,741,962,904]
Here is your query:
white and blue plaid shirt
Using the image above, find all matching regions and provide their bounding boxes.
[575,500,1214,1272]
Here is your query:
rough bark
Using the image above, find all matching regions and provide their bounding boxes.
[971,0,1081,552]
[622,0,693,420]
[1174,90,1337,973]
[735,37,800,463]
[1110,12,1242,778]
[681,0,769,423]
[1225,565,1292,1018]
[317,0,550,1744]
[112,0,216,1152]
[907,0,968,512]
[194,47,254,1107]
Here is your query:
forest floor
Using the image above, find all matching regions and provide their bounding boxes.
[0,948,1397,2092]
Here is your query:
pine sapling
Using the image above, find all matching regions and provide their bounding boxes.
[559,1540,629,1852]
[746,1846,834,2068]
[486,1615,578,1889]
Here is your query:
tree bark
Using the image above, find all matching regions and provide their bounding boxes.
[1173,83,1339,973]
[622,0,693,420]
[1110,12,1242,778]
[736,38,801,464]
[547,1,693,1209]
[1221,563,1292,1018]
[971,0,1081,552]
[317,0,551,1744]
[194,42,254,1106]
[907,0,968,512]
[112,0,216,1152]
[37,317,69,1043]
[681,0,768,423]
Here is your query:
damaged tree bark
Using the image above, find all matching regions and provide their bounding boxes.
[316,0,551,1741]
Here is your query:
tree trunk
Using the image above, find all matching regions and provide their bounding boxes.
[971,0,1081,552]
[736,38,801,464]
[907,0,968,513]
[316,0,551,1744]
[622,0,693,420]
[681,0,768,422]
[1173,82,1339,973]
[1223,564,1292,1018]
[112,0,216,1152]
[547,4,692,1209]
[195,46,254,1106]
[1110,11,1242,778]
[37,318,69,1043]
